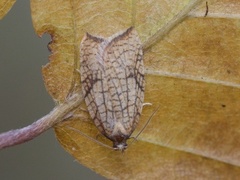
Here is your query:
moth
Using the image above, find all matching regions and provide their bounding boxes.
[80,27,144,151]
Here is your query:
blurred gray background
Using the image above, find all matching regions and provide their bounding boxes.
[0,1,105,179]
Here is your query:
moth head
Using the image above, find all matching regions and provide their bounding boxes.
[112,134,129,152]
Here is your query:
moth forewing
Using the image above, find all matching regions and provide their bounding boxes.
[80,27,144,151]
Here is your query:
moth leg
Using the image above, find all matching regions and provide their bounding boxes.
[79,107,88,112]
[65,107,91,122]
[62,112,75,121]
[70,115,90,122]
[76,68,81,74]
[96,132,104,140]
[143,102,152,107]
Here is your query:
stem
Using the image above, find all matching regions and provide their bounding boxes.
[0,92,83,149]
[143,0,204,51]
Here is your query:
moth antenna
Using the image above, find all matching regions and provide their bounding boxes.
[67,126,113,150]
[129,105,161,147]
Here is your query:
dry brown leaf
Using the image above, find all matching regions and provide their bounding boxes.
[31,0,240,179]
[0,0,16,20]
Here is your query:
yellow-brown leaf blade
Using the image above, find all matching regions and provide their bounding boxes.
[0,0,16,20]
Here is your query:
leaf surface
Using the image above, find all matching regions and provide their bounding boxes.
[31,0,240,179]
[0,0,16,20]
